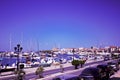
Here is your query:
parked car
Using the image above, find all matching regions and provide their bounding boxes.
[97,64,114,80]
[117,59,120,64]
[104,57,110,61]
[79,67,100,80]
[107,61,119,72]
[109,77,120,80]
[52,74,79,80]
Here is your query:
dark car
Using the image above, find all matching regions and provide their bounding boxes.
[110,77,120,80]
[97,64,114,80]
[52,74,80,80]
[104,57,110,61]
[79,67,100,80]
[107,61,119,72]
[117,59,120,64]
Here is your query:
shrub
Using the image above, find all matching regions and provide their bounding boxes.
[14,69,26,80]
[35,66,44,78]
[72,60,80,69]
[79,60,86,67]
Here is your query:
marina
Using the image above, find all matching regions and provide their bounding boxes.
[0,50,110,69]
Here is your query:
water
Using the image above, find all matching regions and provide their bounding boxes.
[0,53,83,67]
[0,57,26,66]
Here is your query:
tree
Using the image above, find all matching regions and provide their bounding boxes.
[35,66,44,78]
[60,64,64,73]
[79,60,86,67]
[72,60,80,69]
[14,69,25,80]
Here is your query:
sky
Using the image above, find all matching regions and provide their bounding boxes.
[0,0,120,51]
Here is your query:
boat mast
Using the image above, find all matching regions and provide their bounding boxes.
[21,32,23,46]
[9,34,12,51]
[37,39,39,51]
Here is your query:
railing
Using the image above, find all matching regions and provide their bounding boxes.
[0,68,15,74]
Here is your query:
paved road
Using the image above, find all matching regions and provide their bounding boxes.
[41,59,119,80]
[1,59,116,80]
[21,60,104,80]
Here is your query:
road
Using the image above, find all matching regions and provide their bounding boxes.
[1,59,115,80]
[23,60,104,80]
[41,59,118,80]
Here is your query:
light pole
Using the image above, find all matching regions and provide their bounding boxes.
[14,44,23,71]
[72,48,75,60]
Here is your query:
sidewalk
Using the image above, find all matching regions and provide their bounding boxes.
[0,59,103,80]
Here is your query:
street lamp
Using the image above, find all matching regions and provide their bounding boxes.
[72,48,75,60]
[14,44,23,71]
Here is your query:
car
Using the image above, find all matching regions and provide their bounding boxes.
[104,57,110,61]
[79,67,100,80]
[109,77,120,80]
[117,59,120,64]
[97,64,114,80]
[107,61,119,72]
[52,74,79,80]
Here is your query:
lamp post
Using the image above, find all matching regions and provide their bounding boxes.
[72,48,75,60]
[14,44,23,71]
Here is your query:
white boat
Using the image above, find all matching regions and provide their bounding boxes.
[46,57,53,64]
[67,52,74,55]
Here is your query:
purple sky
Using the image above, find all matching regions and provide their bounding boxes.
[0,0,120,51]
